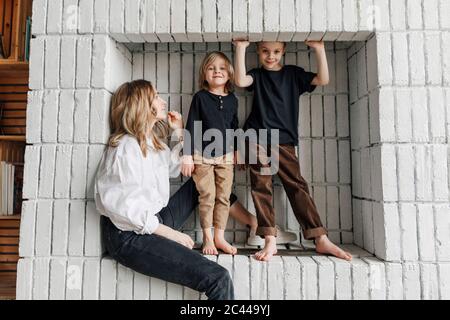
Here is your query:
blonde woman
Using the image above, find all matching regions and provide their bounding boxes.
[94,80,257,300]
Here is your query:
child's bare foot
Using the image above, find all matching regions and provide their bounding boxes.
[315,235,352,261]
[214,237,237,255]
[254,236,277,261]
[202,239,218,255]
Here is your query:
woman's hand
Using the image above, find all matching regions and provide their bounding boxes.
[167,111,183,130]
[154,224,194,249]
[181,155,195,177]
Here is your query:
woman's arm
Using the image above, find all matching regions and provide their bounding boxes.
[233,40,254,87]
[306,41,330,86]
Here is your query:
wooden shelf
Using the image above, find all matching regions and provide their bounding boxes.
[0,214,21,220]
[0,135,26,142]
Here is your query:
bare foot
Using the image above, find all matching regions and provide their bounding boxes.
[214,237,237,255]
[202,239,218,255]
[315,235,352,261]
[254,236,277,261]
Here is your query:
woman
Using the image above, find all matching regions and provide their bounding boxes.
[94,80,257,300]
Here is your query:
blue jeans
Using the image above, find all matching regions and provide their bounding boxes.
[101,178,236,300]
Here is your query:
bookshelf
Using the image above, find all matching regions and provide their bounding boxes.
[1,0,32,300]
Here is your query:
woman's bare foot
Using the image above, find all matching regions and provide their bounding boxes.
[254,235,277,261]
[202,228,218,255]
[315,235,352,261]
[214,229,237,255]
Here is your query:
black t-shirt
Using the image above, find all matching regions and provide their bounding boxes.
[184,89,239,157]
[244,65,317,145]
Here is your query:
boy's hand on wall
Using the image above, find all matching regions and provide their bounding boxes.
[181,155,195,177]
[232,40,250,49]
[305,40,325,51]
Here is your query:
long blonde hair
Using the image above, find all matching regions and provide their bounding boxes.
[108,80,169,156]
[198,51,235,93]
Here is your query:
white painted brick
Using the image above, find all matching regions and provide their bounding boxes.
[46,0,63,34]
[299,95,311,137]
[362,200,374,253]
[132,53,144,80]
[150,277,167,299]
[292,0,310,41]
[27,91,42,144]
[312,140,325,183]
[424,32,442,85]
[100,258,117,300]
[336,52,348,94]
[428,88,446,143]
[156,49,169,92]
[339,0,358,40]
[415,145,433,201]
[58,90,74,142]
[403,262,421,299]
[62,0,78,34]
[399,203,419,261]
[443,32,450,85]
[109,0,128,42]
[391,32,409,85]
[133,272,150,300]
[325,140,338,183]
[278,0,295,41]
[373,0,390,31]
[217,0,233,41]
[358,97,370,148]
[441,0,450,29]
[312,256,334,300]
[368,90,380,145]
[85,201,102,256]
[390,0,407,30]
[385,263,403,300]
[351,151,361,198]
[348,54,357,103]
[125,0,144,42]
[66,259,83,300]
[23,146,41,199]
[233,255,250,300]
[395,89,413,142]
[169,1,187,42]
[19,201,36,257]
[32,0,47,35]
[82,260,100,300]
[76,37,93,89]
[408,32,426,85]
[54,145,72,199]
[330,257,351,300]
[74,90,90,142]
[41,90,59,143]
[339,185,352,231]
[336,96,349,138]
[169,51,181,93]
[378,88,396,142]
[370,146,382,201]
[364,257,386,300]
[87,145,106,199]
[309,0,326,40]
[49,259,66,300]
[313,186,327,231]
[282,257,301,299]
[352,199,363,247]
[435,204,450,261]
[44,37,60,89]
[186,0,202,42]
[250,258,267,299]
[233,0,248,39]
[16,259,33,300]
[356,46,368,99]
[378,203,401,261]
[421,263,439,299]
[117,264,134,300]
[90,90,111,144]
[262,0,279,40]
[324,96,336,137]
[375,33,393,85]
[352,258,369,300]
[38,145,56,198]
[438,263,450,299]
[94,0,109,33]
[411,88,429,143]
[68,201,85,256]
[366,37,378,92]
[432,145,449,201]
[311,95,323,137]
[417,204,436,261]
[52,200,69,256]
[29,38,45,90]
[267,256,284,300]
[299,140,312,182]
[323,0,342,41]
[397,144,415,201]
[140,0,158,42]
[298,257,318,300]
[406,0,423,30]
[202,0,218,41]
[78,0,94,34]
[354,0,375,40]
[33,258,50,300]
[35,200,53,257]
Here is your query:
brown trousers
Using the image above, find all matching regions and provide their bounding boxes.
[192,154,234,230]
[248,143,327,239]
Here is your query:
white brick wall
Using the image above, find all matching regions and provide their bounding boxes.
[19,0,450,300]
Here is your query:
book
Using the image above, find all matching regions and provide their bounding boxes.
[8,163,15,215]
[0,161,3,216]
[13,163,23,215]
[1,161,7,215]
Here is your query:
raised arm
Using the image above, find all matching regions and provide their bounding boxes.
[233,40,254,87]
[306,41,329,86]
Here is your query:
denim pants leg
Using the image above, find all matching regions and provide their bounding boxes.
[101,178,235,300]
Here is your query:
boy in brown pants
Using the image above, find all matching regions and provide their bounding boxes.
[234,40,352,261]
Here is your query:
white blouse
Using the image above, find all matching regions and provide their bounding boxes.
[94,134,182,235]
